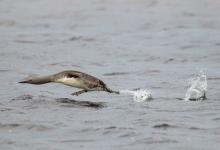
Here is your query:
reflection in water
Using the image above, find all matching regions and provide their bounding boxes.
[152,123,176,129]
[10,95,105,109]
[56,98,105,109]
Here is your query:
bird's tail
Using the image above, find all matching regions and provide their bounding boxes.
[19,76,53,85]
[104,87,120,94]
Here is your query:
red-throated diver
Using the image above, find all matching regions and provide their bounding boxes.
[19,70,119,96]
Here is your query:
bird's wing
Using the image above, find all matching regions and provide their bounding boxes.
[55,71,106,89]
[73,71,106,89]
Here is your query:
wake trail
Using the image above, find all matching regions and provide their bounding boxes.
[119,89,153,102]
[184,70,207,101]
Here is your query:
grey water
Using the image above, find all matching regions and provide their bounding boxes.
[1,0,220,150]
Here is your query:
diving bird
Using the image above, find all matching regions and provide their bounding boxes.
[19,70,119,96]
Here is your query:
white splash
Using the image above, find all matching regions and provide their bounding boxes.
[185,71,207,101]
[120,89,153,102]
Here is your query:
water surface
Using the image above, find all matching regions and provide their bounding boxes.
[0,0,220,149]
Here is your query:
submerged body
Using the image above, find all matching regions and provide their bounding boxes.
[19,70,119,96]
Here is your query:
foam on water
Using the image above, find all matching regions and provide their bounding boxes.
[120,89,153,102]
[184,71,207,101]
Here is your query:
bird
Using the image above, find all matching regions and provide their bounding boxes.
[19,70,119,96]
